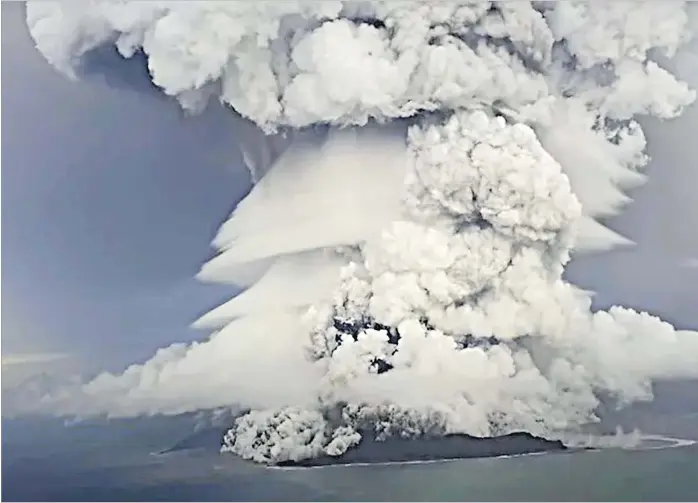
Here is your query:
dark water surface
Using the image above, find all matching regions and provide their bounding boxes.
[3,413,698,502]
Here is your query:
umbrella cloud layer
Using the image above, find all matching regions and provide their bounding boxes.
[23,1,698,464]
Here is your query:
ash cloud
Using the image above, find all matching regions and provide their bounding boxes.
[23,1,698,464]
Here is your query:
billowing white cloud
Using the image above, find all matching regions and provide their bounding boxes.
[24,1,698,464]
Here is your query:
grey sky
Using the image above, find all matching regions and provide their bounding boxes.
[2,1,697,379]
[2,3,248,371]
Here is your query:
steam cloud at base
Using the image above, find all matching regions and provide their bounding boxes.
[24,1,698,464]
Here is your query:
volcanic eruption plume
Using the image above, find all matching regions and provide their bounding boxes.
[25,1,698,464]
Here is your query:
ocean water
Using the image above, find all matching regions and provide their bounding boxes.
[3,412,698,502]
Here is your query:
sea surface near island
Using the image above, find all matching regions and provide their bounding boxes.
[3,410,698,501]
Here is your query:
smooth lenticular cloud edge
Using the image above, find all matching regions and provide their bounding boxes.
[23,1,698,464]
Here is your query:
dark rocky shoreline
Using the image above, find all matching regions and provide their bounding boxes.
[277,431,567,467]
[159,426,569,467]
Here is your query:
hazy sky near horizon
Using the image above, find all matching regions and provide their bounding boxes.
[2,2,698,378]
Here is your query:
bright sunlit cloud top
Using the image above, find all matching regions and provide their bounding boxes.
[21,1,698,465]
